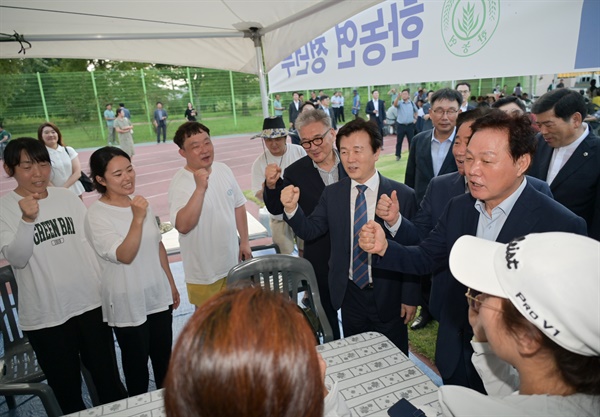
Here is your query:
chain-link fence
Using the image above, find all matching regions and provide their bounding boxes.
[0,67,529,148]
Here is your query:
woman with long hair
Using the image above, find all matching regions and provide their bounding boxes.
[37,122,85,198]
[0,138,126,414]
[85,146,180,395]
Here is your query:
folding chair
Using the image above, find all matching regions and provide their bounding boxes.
[227,255,334,343]
[0,265,99,414]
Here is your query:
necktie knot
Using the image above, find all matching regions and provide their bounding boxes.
[357,184,367,194]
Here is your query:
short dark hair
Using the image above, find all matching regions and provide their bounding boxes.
[156,101,163,105]
[3,137,51,177]
[320,94,329,101]
[116,108,123,116]
[501,299,600,396]
[299,101,317,112]
[531,88,588,119]
[105,103,112,108]
[164,286,325,417]
[119,103,125,107]
[456,82,471,91]
[336,117,382,153]
[455,106,492,132]
[37,122,65,147]
[470,109,537,163]
[430,88,463,106]
[89,146,131,194]
[173,121,211,149]
[492,96,526,112]
[401,88,410,93]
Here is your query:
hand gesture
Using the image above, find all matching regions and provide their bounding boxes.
[280,185,300,212]
[193,168,210,193]
[358,220,388,256]
[376,190,400,225]
[130,195,148,221]
[401,304,417,324]
[264,164,282,189]
[19,194,42,223]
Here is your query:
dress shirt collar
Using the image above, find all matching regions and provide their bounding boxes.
[351,171,380,193]
[474,177,528,218]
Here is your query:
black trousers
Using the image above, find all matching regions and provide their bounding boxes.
[395,122,415,156]
[341,281,408,355]
[156,123,167,142]
[25,307,127,415]
[113,307,173,396]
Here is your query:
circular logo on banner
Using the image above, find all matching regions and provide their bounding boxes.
[442,0,500,57]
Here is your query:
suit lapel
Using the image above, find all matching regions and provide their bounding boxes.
[550,136,596,189]
[496,185,538,243]
[535,137,553,180]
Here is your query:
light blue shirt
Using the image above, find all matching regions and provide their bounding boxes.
[274,99,283,116]
[475,178,528,241]
[431,128,456,176]
[396,100,416,124]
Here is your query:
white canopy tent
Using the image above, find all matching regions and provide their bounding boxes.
[0,0,383,116]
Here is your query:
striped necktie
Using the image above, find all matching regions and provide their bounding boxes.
[353,184,369,289]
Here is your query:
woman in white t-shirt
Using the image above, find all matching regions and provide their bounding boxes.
[85,146,180,396]
[0,138,126,414]
[37,122,85,199]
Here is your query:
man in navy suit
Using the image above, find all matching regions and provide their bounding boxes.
[280,118,420,355]
[365,90,386,139]
[405,88,462,204]
[359,111,587,391]
[456,82,476,113]
[288,92,301,130]
[263,109,345,339]
[529,89,600,241]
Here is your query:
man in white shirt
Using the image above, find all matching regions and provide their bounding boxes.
[529,88,600,240]
[251,117,306,254]
[168,121,251,307]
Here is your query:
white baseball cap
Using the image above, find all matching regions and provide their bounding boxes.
[449,232,600,357]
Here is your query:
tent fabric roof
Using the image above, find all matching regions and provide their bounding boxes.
[0,0,383,74]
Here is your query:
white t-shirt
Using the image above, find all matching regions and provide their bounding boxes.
[0,187,101,331]
[47,145,85,196]
[85,200,173,327]
[168,162,246,285]
[251,144,306,221]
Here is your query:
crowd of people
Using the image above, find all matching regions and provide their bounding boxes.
[1,81,599,417]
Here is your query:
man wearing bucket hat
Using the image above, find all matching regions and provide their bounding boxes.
[251,117,305,254]
[436,232,600,416]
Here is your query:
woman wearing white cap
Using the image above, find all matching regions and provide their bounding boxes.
[439,232,600,416]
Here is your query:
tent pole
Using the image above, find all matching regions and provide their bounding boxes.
[249,29,270,118]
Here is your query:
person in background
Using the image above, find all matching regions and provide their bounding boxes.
[273,94,284,118]
[437,232,600,416]
[119,103,131,119]
[0,138,126,414]
[85,146,180,395]
[456,82,475,113]
[184,102,197,122]
[104,103,116,145]
[0,123,11,160]
[351,89,361,120]
[164,286,351,417]
[153,102,168,144]
[37,122,85,199]
[113,108,135,157]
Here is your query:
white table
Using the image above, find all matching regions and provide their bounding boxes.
[65,332,440,417]
[161,211,269,255]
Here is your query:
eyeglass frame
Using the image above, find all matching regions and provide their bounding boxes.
[300,128,331,149]
[464,288,503,313]
[431,107,460,117]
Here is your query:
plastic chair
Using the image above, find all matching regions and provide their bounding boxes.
[0,265,99,413]
[0,382,62,417]
[226,255,334,343]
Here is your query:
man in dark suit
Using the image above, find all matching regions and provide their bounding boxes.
[456,82,475,113]
[263,109,345,339]
[529,88,600,241]
[405,88,462,204]
[279,118,420,355]
[365,90,386,139]
[410,108,553,331]
[319,94,337,130]
[359,111,587,391]
[288,92,301,130]
[153,101,168,143]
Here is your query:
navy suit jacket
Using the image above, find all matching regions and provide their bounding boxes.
[366,100,386,129]
[288,101,301,127]
[263,155,347,293]
[373,183,587,378]
[285,174,421,322]
[528,131,600,240]
[405,129,458,204]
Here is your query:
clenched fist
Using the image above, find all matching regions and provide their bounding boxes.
[19,194,42,223]
[264,164,282,189]
[280,185,300,212]
[375,190,400,225]
[358,220,388,256]
[130,195,149,220]
[193,168,210,193]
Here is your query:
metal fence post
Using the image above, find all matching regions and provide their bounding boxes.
[36,72,50,122]
[229,71,237,126]
[90,71,106,141]
[141,69,153,136]
[186,67,195,109]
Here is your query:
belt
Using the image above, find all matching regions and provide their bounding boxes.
[397,122,414,126]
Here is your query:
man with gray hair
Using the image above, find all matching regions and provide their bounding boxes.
[263,109,346,339]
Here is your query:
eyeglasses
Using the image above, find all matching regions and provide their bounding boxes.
[432,108,459,117]
[465,288,503,313]
[300,129,330,149]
